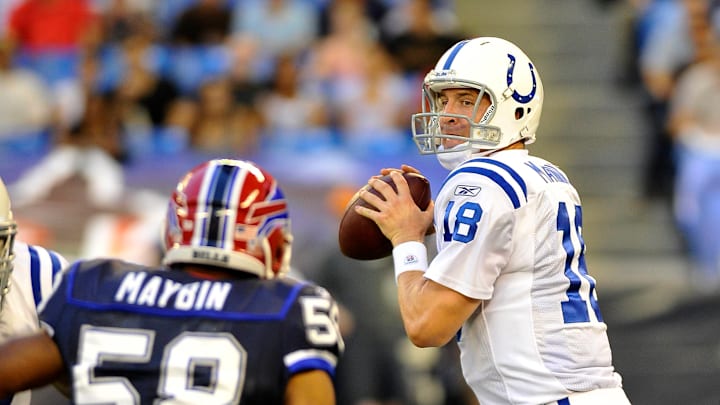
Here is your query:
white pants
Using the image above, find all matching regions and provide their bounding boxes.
[546,387,632,405]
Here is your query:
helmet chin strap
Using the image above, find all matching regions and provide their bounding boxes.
[437,139,525,170]
[437,143,473,170]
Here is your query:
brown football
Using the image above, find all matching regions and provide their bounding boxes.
[338,172,432,260]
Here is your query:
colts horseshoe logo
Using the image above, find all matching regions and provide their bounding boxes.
[506,54,537,104]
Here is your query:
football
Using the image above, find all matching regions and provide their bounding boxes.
[338,172,432,260]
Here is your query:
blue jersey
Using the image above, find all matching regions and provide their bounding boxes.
[39,259,343,405]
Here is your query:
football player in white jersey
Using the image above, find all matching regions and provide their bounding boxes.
[0,177,68,405]
[356,37,632,405]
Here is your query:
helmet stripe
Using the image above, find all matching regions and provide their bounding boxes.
[442,40,470,70]
[193,161,218,248]
[206,164,239,248]
[206,167,224,247]
[223,167,244,249]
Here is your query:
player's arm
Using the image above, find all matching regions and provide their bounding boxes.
[283,284,343,404]
[396,272,480,347]
[0,331,64,398]
[358,171,480,346]
[284,369,336,405]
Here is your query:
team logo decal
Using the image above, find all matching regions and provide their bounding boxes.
[454,185,481,196]
[506,54,537,104]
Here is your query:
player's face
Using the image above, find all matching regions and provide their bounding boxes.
[436,88,491,149]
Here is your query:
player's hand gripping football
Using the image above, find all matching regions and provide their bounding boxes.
[356,165,435,247]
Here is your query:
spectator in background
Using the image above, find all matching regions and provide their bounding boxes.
[0,0,22,36]
[257,52,332,151]
[230,0,319,83]
[9,86,126,209]
[161,0,233,100]
[95,0,156,45]
[316,0,390,38]
[107,29,182,150]
[114,33,177,127]
[334,43,413,155]
[636,0,717,200]
[225,35,267,138]
[667,30,720,292]
[380,0,462,78]
[303,0,378,106]
[177,75,260,156]
[169,0,231,46]
[6,0,99,52]
[5,0,100,135]
[0,37,52,140]
[150,0,197,40]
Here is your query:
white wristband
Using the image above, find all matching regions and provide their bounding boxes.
[392,241,428,282]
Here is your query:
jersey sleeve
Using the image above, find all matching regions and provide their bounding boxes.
[425,168,518,300]
[36,262,75,339]
[26,244,69,309]
[282,283,344,379]
[1,242,69,342]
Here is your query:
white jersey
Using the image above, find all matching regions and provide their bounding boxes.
[424,149,624,405]
[0,241,67,405]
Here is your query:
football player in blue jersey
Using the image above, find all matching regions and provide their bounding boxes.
[0,159,344,405]
[355,37,632,404]
[0,177,69,405]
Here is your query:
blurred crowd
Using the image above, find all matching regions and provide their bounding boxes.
[620,0,720,290]
[0,0,463,192]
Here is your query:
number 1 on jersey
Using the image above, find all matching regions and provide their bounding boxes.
[557,202,603,324]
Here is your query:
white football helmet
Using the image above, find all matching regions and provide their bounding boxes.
[162,159,292,279]
[411,37,544,169]
[0,177,17,312]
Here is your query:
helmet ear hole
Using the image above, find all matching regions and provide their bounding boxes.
[265,227,290,276]
[515,107,525,119]
[273,245,284,273]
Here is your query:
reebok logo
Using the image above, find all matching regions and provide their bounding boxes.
[454,185,481,196]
